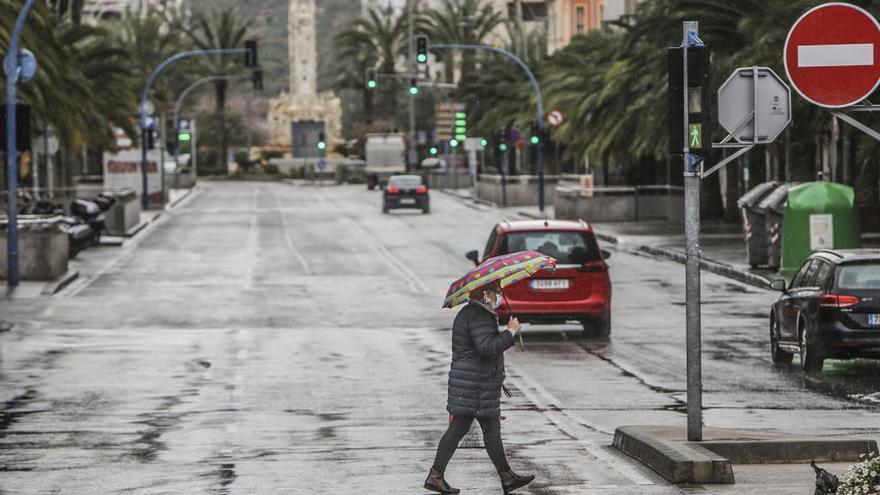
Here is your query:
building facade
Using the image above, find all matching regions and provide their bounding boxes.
[82,0,184,23]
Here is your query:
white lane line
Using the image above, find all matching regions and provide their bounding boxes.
[798,43,874,67]
[343,217,430,294]
[506,362,655,486]
[273,192,312,275]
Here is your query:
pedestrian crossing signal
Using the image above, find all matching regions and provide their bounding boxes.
[178,132,191,142]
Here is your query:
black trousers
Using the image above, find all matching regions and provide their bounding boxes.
[432,415,511,473]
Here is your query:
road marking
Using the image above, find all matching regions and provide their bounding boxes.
[506,362,655,486]
[273,192,312,275]
[798,43,874,67]
[343,218,430,294]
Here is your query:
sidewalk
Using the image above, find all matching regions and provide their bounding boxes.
[2,187,197,299]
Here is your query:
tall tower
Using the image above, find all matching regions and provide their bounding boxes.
[289,0,318,99]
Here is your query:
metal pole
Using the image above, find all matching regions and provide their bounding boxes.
[407,0,418,171]
[139,48,247,209]
[501,149,508,207]
[192,120,198,182]
[4,0,38,287]
[430,44,544,210]
[682,20,702,442]
[160,112,167,204]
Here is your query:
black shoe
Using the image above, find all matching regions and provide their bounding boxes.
[424,468,460,494]
[499,470,535,493]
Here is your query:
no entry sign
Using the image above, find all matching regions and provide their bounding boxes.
[784,3,880,108]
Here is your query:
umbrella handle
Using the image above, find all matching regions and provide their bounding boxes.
[503,296,525,352]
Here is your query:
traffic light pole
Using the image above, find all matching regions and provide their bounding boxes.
[430,44,546,213]
[4,0,37,288]
[139,48,248,210]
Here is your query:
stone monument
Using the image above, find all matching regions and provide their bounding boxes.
[267,0,343,155]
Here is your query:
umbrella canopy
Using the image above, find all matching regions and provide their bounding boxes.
[443,250,556,308]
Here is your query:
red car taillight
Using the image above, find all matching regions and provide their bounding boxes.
[579,260,607,273]
[819,294,860,308]
[416,186,428,194]
[386,186,400,194]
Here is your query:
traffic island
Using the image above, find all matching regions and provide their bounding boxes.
[613,425,878,484]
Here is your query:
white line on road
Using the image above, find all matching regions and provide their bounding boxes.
[798,43,874,67]
[506,362,656,486]
[273,192,313,276]
[343,217,431,294]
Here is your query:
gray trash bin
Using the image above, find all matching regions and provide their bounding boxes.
[737,181,780,268]
[759,183,797,270]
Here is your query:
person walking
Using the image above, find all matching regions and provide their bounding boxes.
[424,280,535,494]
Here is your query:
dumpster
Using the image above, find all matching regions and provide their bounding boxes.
[737,181,780,268]
[759,183,797,270]
[780,181,861,279]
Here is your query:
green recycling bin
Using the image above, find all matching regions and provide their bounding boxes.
[780,181,861,279]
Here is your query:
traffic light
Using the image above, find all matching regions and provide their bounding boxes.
[366,67,377,89]
[480,138,488,147]
[668,45,712,168]
[529,120,540,145]
[252,69,263,91]
[449,138,459,148]
[178,131,191,142]
[143,128,155,149]
[409,76,419,95]
[317,132,327,151]
[429,146,438,156]
[416,35,428,64]
[244,40,258,68]
[455,111,467,141]
[496,128,508,152]
[0,103,31,152]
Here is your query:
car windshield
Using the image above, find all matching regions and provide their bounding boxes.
[388,177,422,187]
[500,231,600,264]
[837,263,880,290]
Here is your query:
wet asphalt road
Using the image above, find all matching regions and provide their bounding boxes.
[2,181,879,494]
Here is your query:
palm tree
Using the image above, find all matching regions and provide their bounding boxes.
[188,7,253,170]
[333,6,409,126]
[424,0,503,83]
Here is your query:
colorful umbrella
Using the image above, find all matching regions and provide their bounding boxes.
[443,250,556,309]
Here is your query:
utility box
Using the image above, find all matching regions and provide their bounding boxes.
[759,183,797,270]
[737,181,779,268]
[780,182,861,279]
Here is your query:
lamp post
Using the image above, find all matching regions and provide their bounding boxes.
[4,0,38,288]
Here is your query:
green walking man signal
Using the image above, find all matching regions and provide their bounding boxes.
[689,124,701,148]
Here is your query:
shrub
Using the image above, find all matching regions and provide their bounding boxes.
[838,452,880,495]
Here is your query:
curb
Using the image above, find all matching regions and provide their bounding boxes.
[613,425,878,484]
[40,270,79,296]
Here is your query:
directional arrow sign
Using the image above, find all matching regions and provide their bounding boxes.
[784,3,880,108]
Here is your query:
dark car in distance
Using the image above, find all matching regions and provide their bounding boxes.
[382,175,430,214]
[467,219,612,337]
[769,249,880,372]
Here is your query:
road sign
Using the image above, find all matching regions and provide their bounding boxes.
[546,109,565,127]
[784,3,880,108]
[316,158,327,172]
[434,102,465,141]
[139,100,154,116]
[718,67,792,144]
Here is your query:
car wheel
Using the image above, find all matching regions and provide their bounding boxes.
[583,316,611,339]
[422,204,431,214]
[770,313,793,365]
[382,204,389,214]
[799,319,824,373]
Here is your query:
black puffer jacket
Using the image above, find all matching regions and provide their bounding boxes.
[446,301,515,418]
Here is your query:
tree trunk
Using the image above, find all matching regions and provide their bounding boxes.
[855,156,880,232]
[215,79,228,171]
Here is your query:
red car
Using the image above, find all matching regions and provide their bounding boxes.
[466,220,612,337]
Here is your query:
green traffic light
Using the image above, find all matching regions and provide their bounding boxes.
[481,138,488,147]
[417,53,428,63]
[367,80,377,89]
[530,135,540,145]
[455,119,467,126]
[317,142,327,150]
[178,133,191,142]
[449,139,459,148]
[455,112,466,119]
[409,86,419,95]
[429,146,438,155]
[499,143,508,152]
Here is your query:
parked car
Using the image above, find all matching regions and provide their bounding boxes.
[382,175,430,214]
[769,249,880,372]
[466,220,612,337]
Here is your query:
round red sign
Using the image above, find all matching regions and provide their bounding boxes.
[784,3,880,108]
